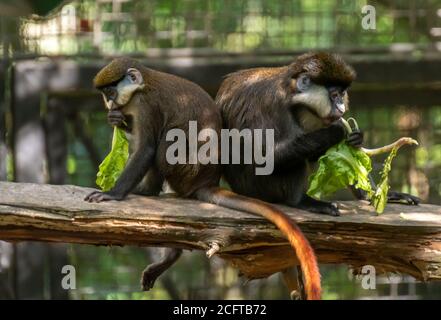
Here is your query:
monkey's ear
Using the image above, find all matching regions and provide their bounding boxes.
[126,68,143,85]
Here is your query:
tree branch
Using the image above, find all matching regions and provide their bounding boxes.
[0,182,440,281]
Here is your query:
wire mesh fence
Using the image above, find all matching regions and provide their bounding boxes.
[1,0,440,56]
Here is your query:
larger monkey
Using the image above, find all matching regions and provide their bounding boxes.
[216,52,419,216]
[84,58,321,300]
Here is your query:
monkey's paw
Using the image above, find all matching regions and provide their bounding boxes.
[84,190,124,202]
[107,109,125,127]
[297,198,341,216]
[140,266,162,291]
[320,202,340,217]
[387,191,420,205]
[346,130,364,148]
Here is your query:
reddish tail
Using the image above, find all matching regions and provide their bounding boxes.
[195,187,321,300]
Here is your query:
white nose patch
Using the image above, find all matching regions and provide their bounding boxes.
[105,99,115,110]
[336,103,346,113]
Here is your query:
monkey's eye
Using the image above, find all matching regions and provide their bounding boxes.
[329,90,340,100]
[296,75,311,92]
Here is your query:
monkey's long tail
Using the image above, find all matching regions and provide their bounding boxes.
[195,187,321,300]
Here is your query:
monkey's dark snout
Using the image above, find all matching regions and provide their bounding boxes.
[324,113,343,125]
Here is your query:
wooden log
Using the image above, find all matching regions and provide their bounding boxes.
[0,182,440,281]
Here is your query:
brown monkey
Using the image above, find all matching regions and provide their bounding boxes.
[216,52,419,217]
[84,58,321,300]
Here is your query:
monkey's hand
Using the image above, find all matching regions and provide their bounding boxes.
[107,109,126,128]
[141,260,171,291]
[298,195,340,216]
[387,190,420,205]
[84,190,124,202]
[346,130,364,148]
[141,266,161,291]
[141,248,182,291]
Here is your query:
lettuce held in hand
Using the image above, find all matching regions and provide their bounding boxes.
[307,140,373,200]
[96,127,129,191]
[307,118,418,214]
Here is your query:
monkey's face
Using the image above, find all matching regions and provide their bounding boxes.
[291,74,348,125]
[100,68,144,111]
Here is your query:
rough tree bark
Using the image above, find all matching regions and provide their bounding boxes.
[0,182,440,281]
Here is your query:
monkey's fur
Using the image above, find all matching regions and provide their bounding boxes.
[85,57,321,300]
[216,52,358,216]
[216,52,419,217]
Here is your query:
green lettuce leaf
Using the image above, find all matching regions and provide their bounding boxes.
[371,146,398,214]
[307,141,373,199]
[307,122,407,215]
[96,127,129,191]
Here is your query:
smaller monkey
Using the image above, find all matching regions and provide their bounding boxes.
[85,58,322,300]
